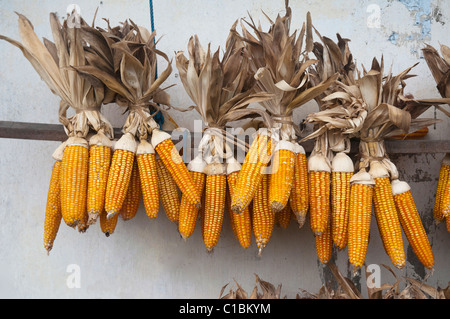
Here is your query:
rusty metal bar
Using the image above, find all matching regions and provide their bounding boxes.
[0,120,449,154]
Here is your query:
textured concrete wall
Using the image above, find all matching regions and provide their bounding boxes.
[0,0,448,298]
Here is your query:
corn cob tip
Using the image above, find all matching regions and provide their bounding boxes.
[271,201,285,213]
[87,211,100,225]
[77,224,89,233]
[231,205,244,214]
[351,265,363,277]
[106,211,118,220]
[314,231,323,236]
[293,212,306,228]
[44,243,53,255]
[257,248,263,257]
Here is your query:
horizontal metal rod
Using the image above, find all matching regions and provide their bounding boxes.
[0,120,449,154]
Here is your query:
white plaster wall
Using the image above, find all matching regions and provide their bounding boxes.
[0,0,449,299]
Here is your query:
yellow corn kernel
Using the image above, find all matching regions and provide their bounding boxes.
[43,161,62,254]
[440,180,450,218]
[100,210,118,237]
[315,216,333,265]
[309,171,331,236]
[252,174,275,256]
[120,159,141,221]
[331,171,353,250]
[77,211,89,233]
[276,202,292,229]
[231,132,273,214]
[60,145,89,228]
[269,149,295,212]
[348,183,373,270]
[394,188,434,269]
[202,174,227,252]
[104,149,135,219]
[290,152,309,228]
[87,145,111,225]
[227,171,252,249]
[179,171,206,240]
[137,153,159,219]
[373,177,405,269]
[156,158,180,222]
[434,159,450,222]
[155,139,201,208]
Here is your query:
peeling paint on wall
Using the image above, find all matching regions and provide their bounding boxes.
[398,0,432,40]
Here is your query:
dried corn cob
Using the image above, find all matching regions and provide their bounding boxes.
[231,129,274,214]
[136,140,159,219]
[331,152,354,250]
[252,173,274,256]
[179,155,206,240]
[434,154,450,222]
[348,170,375,271]
[119,159,141,221]
[43,143,65,254]
[156,156,180,223]
[100,210,118,237]
[87,133,112,225]
[202,163,227,252]
[308,154,332,236]
[315,215,333,265]
[392,180,434,269]
[152,129,201,209]
[290,143,309,228]
[227,159,252,249]
[60,137,89,228]
[105,133,137,219]
[435,156,450,221]
[370,161,405,269]
[276,202,292,229]
[269,141,295,213]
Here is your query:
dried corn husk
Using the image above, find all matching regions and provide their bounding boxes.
[237,1,337,145]
[175,23,274,251]
[73,19,173,149]
[0,12,114,143]
[422,43,450,115]
[302,30,362,168]
[354,57,444,175]
[175,25,273,176]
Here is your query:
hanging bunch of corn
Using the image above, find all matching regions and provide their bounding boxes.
[233,1,337,230]
[0,12,116,249]
[301,30,366,260]
[174,25,273,252]
[346,57,444,270]
[74,20,189,229]
[422,43,450,230]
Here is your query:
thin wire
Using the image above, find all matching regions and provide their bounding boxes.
[149,0,165,127]
[149,0,158,80]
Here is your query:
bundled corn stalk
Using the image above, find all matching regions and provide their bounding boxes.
[0,12,117,252]
[74,19,200,230]
[422,43,450,231]
[219,274,285,299]
[340,57,443,271]
[231,1,336,249]
[301,27,364,265]
[175,24,273,252]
